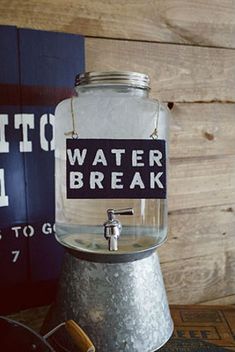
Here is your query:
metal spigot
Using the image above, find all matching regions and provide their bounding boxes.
[103,208,134,251]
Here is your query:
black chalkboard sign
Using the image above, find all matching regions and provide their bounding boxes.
[67,138,167,199]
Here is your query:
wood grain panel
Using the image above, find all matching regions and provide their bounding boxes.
[169,155,235,211]
[161,249,235,304]
[86,38,235,102]
[0,0,235,48]
[170,103,235,158]
[159,204,235,263]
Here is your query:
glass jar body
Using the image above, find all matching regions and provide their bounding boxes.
[55,85,169,255]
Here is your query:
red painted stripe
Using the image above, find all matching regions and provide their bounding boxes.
[0,83,74,106]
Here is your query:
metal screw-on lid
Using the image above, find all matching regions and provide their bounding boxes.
[75,71,150,90]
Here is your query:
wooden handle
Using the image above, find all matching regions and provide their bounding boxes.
[65,320,95,352]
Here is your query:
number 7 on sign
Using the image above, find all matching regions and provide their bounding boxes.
[12,250,20,263]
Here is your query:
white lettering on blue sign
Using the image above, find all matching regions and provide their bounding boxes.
[15,113,35,152]
[0,113,55,154]
[0,113,55,207]
[40,113,55,151]
[0,115,9,153]
[0,168,9,206]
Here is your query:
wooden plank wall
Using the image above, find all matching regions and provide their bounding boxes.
[0,0,235,305]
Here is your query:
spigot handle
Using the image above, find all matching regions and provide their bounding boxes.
[113,208,134,216]
[107,208,134,220]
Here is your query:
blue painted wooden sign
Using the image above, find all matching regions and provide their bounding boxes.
[0,26,84,313]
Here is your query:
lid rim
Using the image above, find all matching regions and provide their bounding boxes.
[75,71,150,90]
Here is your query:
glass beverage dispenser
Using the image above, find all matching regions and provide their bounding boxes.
[53,72,173,351]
